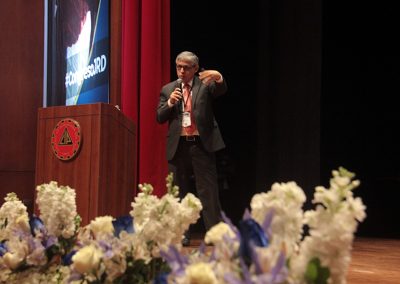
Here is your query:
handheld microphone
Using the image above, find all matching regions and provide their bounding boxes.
[176,78,183,91]
[176,78,183,111]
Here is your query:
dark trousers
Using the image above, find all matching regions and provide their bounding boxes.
[168,137,222,231]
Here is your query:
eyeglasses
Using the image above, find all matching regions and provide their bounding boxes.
[176,64,194,71]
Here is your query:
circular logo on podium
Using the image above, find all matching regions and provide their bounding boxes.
[51,119,82,160]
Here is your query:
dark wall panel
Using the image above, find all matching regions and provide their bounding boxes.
[0,1,44,211]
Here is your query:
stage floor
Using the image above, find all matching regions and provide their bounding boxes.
[347,237,400,283]
[184,236,400,283]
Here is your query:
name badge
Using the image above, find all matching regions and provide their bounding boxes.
[182,112,191,127]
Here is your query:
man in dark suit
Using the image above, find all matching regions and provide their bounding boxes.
[156,51,227,246]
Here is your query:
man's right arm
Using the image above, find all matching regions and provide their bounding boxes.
[157,87,176,124]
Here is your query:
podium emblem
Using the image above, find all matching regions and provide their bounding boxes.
[51,119,82,160]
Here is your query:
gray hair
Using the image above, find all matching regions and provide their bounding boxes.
[175,51,199,66]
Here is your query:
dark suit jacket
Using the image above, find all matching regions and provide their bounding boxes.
[157,76,227,160]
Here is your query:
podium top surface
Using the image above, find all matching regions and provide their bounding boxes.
[38,103,136,133]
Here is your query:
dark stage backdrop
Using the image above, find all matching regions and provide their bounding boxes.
[320,2,400,238]
[171,0,400,238]
[171,0,321,231]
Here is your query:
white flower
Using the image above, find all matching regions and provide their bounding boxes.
[185,262,218,284]
[89,216,114,238]
[0,193,30,241]
[130,191,159,232]
[130,181,202,257]
[347,196,367,222]
[205,222,235,245]
[289,167,366,284]
[251,181,306,258]
[36,181,79,239]
[3,252,24,270]
[72,244,103,274]
[0,193,43,272]
[25,238,47,267]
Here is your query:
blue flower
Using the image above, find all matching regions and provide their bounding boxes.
[62,250,77,266]
[238,211,269,266]
[0,241,7,257]
[112,215,134,237]
[153,272,169,284]
[29,215,46,237]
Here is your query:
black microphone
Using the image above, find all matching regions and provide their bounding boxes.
[176,78,183,111]
[176,78,183,91]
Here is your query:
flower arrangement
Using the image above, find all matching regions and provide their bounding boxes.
[0,174,202,284]
[160,167,366,284]
[67,174,202,283]
[0,168,366,284]
[0,182,80,283]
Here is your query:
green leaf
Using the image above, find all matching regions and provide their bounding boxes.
[305,257,330,284]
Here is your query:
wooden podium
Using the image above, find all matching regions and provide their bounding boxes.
[35,103,137,225]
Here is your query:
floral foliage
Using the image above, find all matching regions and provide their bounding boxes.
[0,173,202,283]
[0,168,366,284]
[0,182,80,283]
[288,167,366,284]
[161,167,366,284]
[67,173,202,283]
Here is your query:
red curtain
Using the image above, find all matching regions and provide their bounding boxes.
[121,0,170,196]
